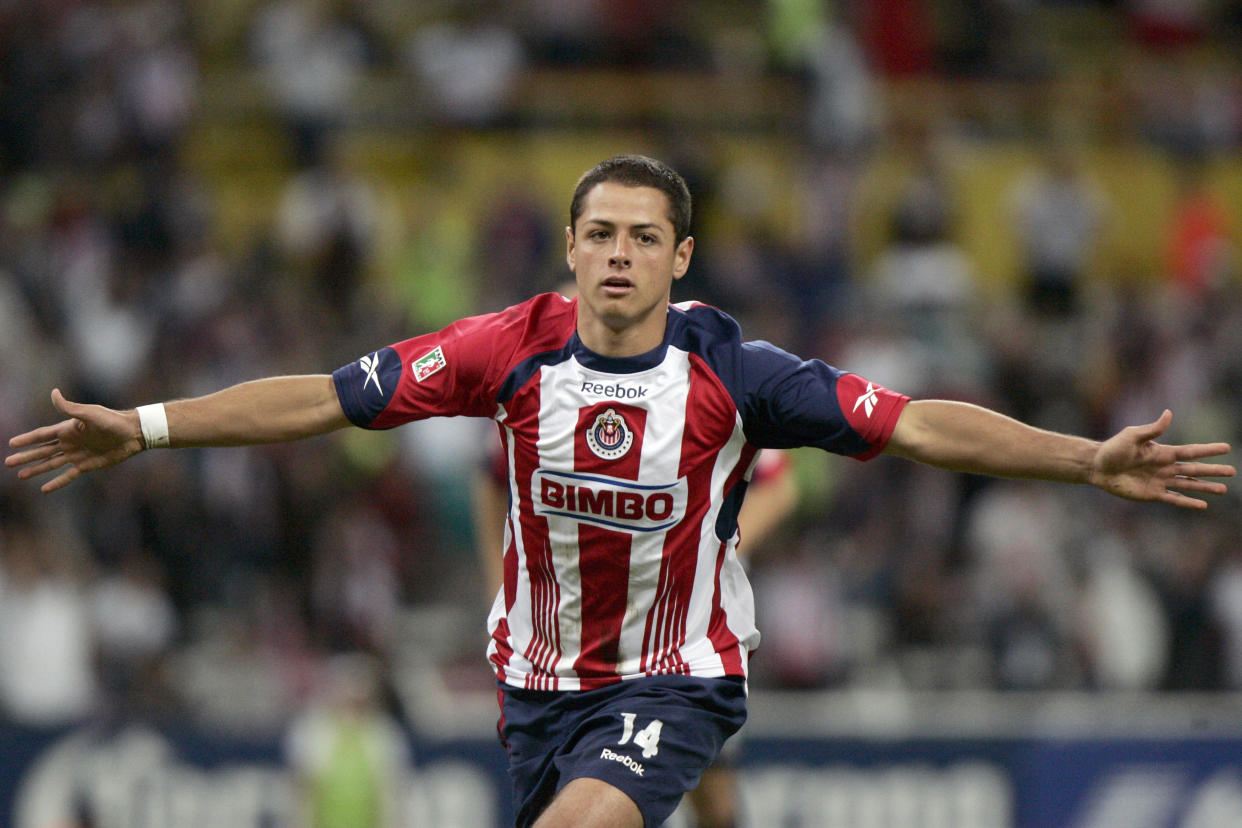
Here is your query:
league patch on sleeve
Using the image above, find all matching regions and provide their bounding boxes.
[412,346,447,382]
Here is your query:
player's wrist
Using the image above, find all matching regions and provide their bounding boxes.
[1082,440,1107,489]
[136,403,170,449]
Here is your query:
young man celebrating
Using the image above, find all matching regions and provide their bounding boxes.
[7,155,1235,827]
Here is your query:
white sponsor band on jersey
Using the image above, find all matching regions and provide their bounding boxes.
[532,469,687,533]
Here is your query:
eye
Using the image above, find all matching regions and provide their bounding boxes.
[587,228,610,241]
[636,233,657,245]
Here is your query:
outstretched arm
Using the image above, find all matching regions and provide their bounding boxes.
[885,400,1234,509]
[6,375,349,493]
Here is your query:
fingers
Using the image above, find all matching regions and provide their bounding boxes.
[10,441,96,480]
[1169,476,1230,496]
[1173,460,1236,479]
[7,422,73,450]
[1130,409,1174,443]
[5,439,64,467]
[8,445,120,490]
[1172,443,1234,463]
[1159,466,1232,509]
[1159,490,1210,510]
[15,450,76,481]
[50,387,78,416]
[40,465,82,493]
[5,390,84,451]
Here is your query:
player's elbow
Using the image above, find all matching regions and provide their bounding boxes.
[884,400,937,462]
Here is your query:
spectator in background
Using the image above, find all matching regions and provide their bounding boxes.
[1126,0,1209,52]
[405,6,527,127]
[1008,138,1109,318]
[89,547,179,716]
[250,0,376,167]
[0,512,98,726]
[785,147,863,353]
[274,141,381,315]
[311,496,403,657]
[1157,518,1227,690]
[1104,289,1214,443]
[285,652,410,828]
[770,3,879,154]
[518,0,605,65]
[867,137,984,398]
[1164,159,1236,302]
[0,258,61,445]
[117,1,198,168]
[967,483,1076,691]
[1074,523,1169,690]
[1209,540,1242,689]
[857,0,936,78]
[752,535,852,689]
[59,219,159,407]
[472,184,558,312]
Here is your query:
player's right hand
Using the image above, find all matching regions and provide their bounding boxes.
[5,388,145,492]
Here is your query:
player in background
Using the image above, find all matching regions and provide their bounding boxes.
[7,155,1235,828]
[683,447,795,828]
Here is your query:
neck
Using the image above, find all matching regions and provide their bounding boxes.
[576,308,668,358]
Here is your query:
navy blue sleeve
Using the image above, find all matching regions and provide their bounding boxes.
[737,341,874,455]
[669,303,909,457]
[332,346,405,428]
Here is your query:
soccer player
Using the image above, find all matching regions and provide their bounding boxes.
[7,155,1235,828]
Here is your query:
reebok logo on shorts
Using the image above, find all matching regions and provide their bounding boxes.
[600,748,645,776]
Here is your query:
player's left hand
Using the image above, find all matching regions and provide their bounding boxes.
[1089,410,1234,509]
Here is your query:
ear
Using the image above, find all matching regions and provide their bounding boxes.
[671,236,694,281]
[565,226,576,272]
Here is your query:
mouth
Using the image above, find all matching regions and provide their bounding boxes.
[601,276,634,296]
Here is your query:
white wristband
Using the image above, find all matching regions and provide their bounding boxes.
[136,403,170,449]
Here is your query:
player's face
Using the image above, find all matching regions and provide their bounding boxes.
[567,182,694,357]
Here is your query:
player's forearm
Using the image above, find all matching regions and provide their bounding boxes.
[884,399,1098,484]
[148,375,349,448]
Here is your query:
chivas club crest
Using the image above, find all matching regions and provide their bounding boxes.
[585,408,634,460]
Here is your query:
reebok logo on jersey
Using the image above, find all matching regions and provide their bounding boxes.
[580,380,648,400]
[853,382,879,418]
[585,408,634,460]
[359,352,383,394]
[534,469,687,533]
[412,346,447,383]
[600,749,645,776]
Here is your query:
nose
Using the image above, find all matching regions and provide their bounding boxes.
[609,236,631,268]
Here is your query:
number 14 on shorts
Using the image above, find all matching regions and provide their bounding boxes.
[618,713,663,758]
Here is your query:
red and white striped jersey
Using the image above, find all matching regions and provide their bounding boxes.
[334,293,908,691]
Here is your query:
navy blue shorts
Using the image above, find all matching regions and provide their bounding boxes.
[497,675,748,827]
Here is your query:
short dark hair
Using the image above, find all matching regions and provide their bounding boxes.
[569,155,692,243]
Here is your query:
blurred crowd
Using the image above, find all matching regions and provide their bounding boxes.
[1,0,1241,741]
